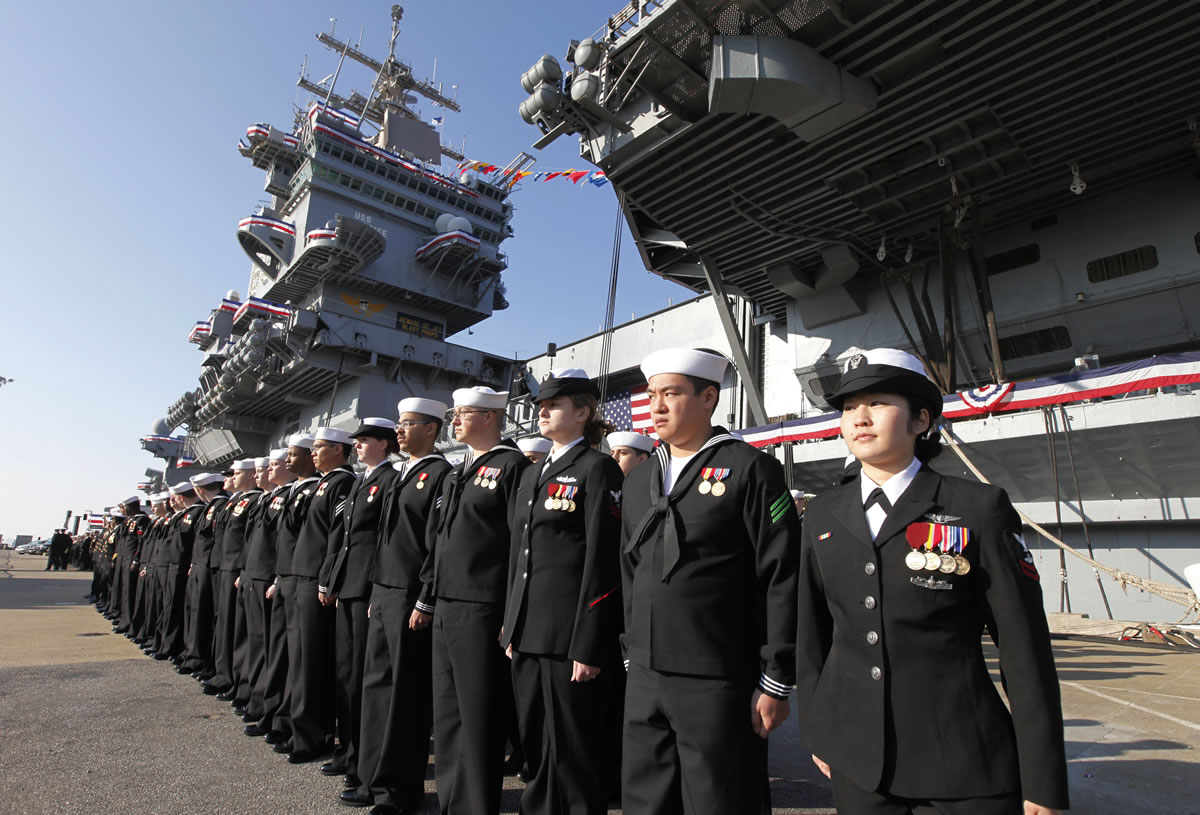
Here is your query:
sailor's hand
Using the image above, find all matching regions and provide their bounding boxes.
[505,643,514,660]
[234,576,240,589]
[751,689,789,738]
[812,754,831,779]
[1024,803,1059,815]
[265,583,276,600]
[319,592,335,607]
[409,609,432,630]
[571,661,600,682]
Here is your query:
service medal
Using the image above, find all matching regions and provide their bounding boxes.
[552,496,562,510]
[567,500,576,512]
[544,497,556,511]
[415,481,424,490]
[954,555,971,575]
[923,551,941,570]
[711,481,726,497]
[488,479,497,490]
[905,550,927,570]
[938,553,957,573]
[474,477,482,486]
[698,481,712,495]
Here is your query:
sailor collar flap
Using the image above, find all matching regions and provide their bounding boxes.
[399,454,449,488]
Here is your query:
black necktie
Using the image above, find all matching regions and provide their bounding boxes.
[864,488,892,514]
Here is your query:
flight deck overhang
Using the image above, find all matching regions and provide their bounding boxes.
[524,0,1200,326]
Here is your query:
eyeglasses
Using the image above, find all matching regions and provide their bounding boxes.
[449,409,491,419]
[397,420,435,429]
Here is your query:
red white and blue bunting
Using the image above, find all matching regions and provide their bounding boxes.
[456,160,608,189]
[740,352,1200,448]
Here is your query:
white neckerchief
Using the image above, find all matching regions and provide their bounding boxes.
[542,436,584,474]
[860,457,921,539]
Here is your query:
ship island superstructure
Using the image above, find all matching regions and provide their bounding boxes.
[150,8,520,473]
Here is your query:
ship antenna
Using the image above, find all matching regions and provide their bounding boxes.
[389,5,403,61]
[323,36,352,111]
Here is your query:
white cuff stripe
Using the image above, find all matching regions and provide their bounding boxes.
[415,601,435,614]
[759,673,794,698]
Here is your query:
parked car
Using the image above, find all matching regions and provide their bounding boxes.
[15,540,49,555]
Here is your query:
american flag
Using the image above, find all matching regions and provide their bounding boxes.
[600,385,654,434]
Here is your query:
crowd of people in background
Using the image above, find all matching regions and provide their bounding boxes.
[75,346,1068,815]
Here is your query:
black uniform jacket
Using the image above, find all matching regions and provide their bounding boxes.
[621,429,799,694]
[208,495,238,569]
[429,442,530,605]
[293,466,354,583]
[165,504,205,567]
[795,467,1068,809]
[140,516,166,567]
[275,476,320,578]
[325,461,395,598]
[220,489,262,574]
[191,494,230,569]
[502,443,624,666]
[243,487,287,581]
[120,512,152,564]
[152,512,185,568]
[364,456,451,599]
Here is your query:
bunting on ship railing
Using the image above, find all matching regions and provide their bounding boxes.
[456,160,609,189]
[738,352,1200,448]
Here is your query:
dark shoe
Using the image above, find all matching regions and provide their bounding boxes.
[241,712,259,723]
[191,670,206,680]
[202,684,228,696]
[215,688,236,701]
[243,724,268,737]
[343,774,361,788]
[339,790,372,808]
[367,805,399,815]
[175,664,194,675]
[502,753,524,775]
[320,762,347,776]
[272,741,294,754]
[263,730,286,745]
[231,705,247,716]
[517,765,532,784]
[287,748,328,764]
[152,652,169,660]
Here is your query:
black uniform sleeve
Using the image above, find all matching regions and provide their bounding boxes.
[318,476,355,594]
[794,495,834,711]
[416,465,453,613]
[745,451,800,698]
[567,456,624,666]
[977,489,1069,810]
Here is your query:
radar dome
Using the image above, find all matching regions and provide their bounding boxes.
[574,38,602,70]
[435,213,455,233]
[150,418,172,436]
[226,290,242,302]
[447,217,473,235]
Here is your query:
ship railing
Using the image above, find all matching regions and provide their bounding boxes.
[599,0,667,45]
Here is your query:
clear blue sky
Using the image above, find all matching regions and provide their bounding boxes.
[0,0,691,539]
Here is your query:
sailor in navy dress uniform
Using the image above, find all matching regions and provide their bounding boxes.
[795,348,1069,815]
[342,403,452,814]
[620,348,799,815]
[285,426,355,764]
[230,457,271,712]
[182,472,229,678]
[161,482,204,661]
[429,386,531,815]
[243,449,294,740]
[208,459,261,696]
[502,369,624,815]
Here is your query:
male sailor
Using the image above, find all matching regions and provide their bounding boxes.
[605,431,655,478]
[517,435,552,465]
[206,459,260,697]
[161,481,204,663]
[430,387,529,815]
[112,496,149,634]
[620,348,799,815]
[180,472,228,680]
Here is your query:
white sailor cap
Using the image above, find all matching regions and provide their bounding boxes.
[168,481,194,495]
[640,348,728,385]
[120,495,141,507]
[314,427,352,445]
[269,448,288,462]
[151,492,169,502]
[189,472,224,488]
[451,387,507,410]
[398,398,449,418]
[110,507,125,519]
[607,431,655,453]
[231,459,256,471]
[517,436,553,454]
[287,433,315,449]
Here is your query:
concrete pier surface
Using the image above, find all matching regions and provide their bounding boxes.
[1,550,1196,814]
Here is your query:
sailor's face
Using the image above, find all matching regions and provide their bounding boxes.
[234,469,256,492]
[268,459,290,485]
[356,435,388,466]
[450,408,491,443]
[397,412,435,454]
[646,374,715,445]
[611,446,647,477]
[286,446,313,475]
[537,396,587,441]
[841,392,925,466]
[312,441,344,473]
[256,467,271,489]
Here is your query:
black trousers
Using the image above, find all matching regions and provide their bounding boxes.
[159,565,188,657]
[288,575,335,753]
[150,566,169,652]
[622,664,769,815]
[356,586,432,812]
[110,558,126,618]
[120,559,138,630]
[333,594,371,775]
[830,771,1022,815]
[231,576,254,707]
[134,566,156,641]
[243,577,274,721]
[210,569,240,689]
[512,651,611,815]
[432,598,509,815]
[258,577,292,737]
[183,565,216,671]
